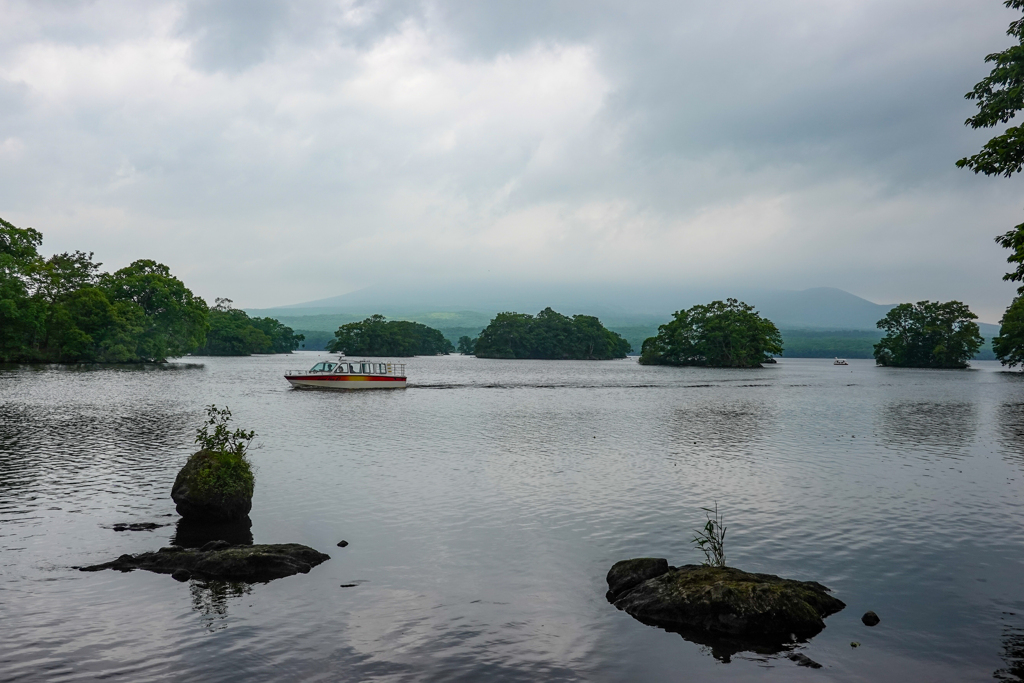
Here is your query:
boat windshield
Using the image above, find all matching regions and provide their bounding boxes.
[309,362,339,373]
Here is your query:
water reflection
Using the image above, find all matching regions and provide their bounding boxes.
[998,403,1024,469]
[668,400,770,457]
[189,580,252,632]
[995,625,1024,682]
[171,516,254,548]
[666,624,805,665]
[878,401,977,458]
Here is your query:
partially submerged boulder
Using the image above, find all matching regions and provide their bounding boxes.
[607,561,845,639]
[80,543,329,582]
[171,449,254,523]
[606,557,669,602]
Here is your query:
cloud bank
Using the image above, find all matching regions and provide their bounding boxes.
[0,0,1020,319]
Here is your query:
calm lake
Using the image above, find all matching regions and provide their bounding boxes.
[2,354,1023,682]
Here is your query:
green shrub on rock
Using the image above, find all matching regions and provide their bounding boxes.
[172,406,256,523]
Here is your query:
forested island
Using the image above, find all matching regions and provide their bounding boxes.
[0,218,301,362]
[639,299,783,367]
[194,299,304,356]
[872,300,984,368]
[465,308,631,359]
[327,314,454,356]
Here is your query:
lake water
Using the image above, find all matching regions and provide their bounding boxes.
[2,354,1024,682]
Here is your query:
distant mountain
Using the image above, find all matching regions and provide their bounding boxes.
[256,284,1000,359]
[250,285,907,331]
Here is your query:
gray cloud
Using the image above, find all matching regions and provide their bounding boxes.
[0,0,1020,320]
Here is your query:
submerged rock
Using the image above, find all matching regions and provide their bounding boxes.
[111,522,166,532]
[607,561,845,639]
[171,449,254,523]
[787,652,822,668]
[80,543,330,582]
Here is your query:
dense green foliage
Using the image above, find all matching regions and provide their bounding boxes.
[457,335,476,354]
[327,314,455,356]
[194,299,303,355]
[0,217,302,362]
[190,405,255,499]
[958,0,1024,178]
[0,217,209,362]
[960,3,1024,368]
[994,296,1024,367]
[472,307,631,359]
[873,301,984,368]
[639,299,783,367]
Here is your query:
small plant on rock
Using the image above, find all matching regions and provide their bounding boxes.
[195,405,256,456]
[692,503,727,567]
[172,406,257,521]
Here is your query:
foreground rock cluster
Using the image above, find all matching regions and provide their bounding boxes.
[607,558,845,639]
[80,542,330,582]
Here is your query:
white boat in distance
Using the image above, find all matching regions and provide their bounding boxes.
[285,357,407,389]
[834,358,849,366]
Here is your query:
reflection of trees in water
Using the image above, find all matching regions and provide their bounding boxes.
[998,403,1024,469]
[878,401,977,458]
[190,580,252,631]
[669,401,770,457]
[995,625,1024,682]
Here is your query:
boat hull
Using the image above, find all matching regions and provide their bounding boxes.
[286,374,407,389]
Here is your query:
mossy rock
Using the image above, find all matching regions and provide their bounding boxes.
[608,561,845,639]
[171,449,254,522]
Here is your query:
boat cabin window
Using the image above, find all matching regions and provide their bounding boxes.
[325,363,337,372]
[310,362,327,372]
[337,363,349,373]
[361,363,371,373]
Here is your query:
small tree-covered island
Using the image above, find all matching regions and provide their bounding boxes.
[0,217,302,362]
[327,314,455,356]
[470,307,632,359]
[639,299,783,367]
[872,300,984,368]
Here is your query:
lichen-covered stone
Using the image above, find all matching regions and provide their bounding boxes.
[608,562,845,638]
[171,449,254,522]
[606,558,670,602]
[79,543,329,582]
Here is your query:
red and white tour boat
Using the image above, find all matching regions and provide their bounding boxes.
[285,357,407,390]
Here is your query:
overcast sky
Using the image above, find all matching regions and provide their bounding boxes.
[1,0,1021,319]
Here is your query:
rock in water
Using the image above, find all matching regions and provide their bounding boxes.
[606,558,670,601]
[80,543,330,582]
[171,449,254,522]
[861,610,880,626]
[607,561,845,639]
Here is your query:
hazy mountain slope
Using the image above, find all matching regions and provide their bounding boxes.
[250,285,904,330]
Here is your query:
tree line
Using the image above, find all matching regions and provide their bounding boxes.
[326,314,454,356]
[460,308,632,360]
[0,218,302,362]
